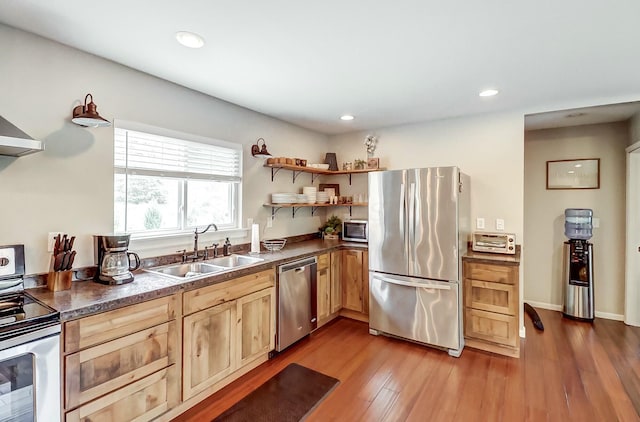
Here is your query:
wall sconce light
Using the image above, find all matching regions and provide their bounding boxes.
[251,138,272,158]
[71,94,111,127]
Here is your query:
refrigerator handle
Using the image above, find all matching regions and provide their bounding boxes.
[376,275,452,290]
[408,182,416,270]
[399,182,405,234]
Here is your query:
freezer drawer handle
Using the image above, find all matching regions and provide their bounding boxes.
[377,276,452,290]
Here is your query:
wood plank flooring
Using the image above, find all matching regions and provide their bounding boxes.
[173,309,640,421]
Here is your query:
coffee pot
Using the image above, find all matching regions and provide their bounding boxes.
[94,234,140,285]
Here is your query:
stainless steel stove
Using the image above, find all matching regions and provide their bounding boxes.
[0,244,60,422]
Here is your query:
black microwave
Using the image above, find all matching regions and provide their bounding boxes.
[342,220,368,243]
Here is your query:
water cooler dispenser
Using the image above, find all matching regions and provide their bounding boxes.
[562,208,595,321]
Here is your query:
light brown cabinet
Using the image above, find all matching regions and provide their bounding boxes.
[340,249,369,322]
[182,269,276,401]
[317,253,331,326]
[236,287,276,367]
[63,295,179,422]
[317,251,347,328]
[463,258,520,358]
[330,251,342,314]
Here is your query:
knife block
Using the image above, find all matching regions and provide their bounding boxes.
[47,270,72,291]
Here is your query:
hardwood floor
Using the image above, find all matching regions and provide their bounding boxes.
[173,309,640,421]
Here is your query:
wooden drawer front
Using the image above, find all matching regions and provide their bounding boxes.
[465,280,517,316]
[183,301,236,400]
[317,253,329,270]
[183,269,275,315]
[65,366,176,422]
[65,321,176,409]
[464,262,516,285]
[465,308,517,348]
[64,295,176,353]
[237,287,275,367]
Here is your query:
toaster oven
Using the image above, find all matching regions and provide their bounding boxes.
[472,232,516,254]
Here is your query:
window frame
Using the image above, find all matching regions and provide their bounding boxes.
[113,120,243,238]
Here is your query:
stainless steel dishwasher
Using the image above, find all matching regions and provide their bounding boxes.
[276,256,317,352]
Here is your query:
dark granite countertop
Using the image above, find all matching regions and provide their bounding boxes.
[463,246,521,266]
[28,239,367,321]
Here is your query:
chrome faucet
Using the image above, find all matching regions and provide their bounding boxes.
[191,224,218,260]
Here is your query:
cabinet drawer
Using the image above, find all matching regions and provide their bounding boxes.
[65,366,177,422]
[65,321,176,409]
[464,262,517,284]
[317,253,329,270]
[184,269,275,315]
[64,295,176,353]
[465,308,517,348]
[464,279,517,316]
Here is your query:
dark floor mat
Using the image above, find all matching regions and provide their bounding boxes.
[213,363,339,422]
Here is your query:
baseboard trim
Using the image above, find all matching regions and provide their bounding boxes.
[524,300,623,321]
[595,311,624,321]
[525,301,562,312]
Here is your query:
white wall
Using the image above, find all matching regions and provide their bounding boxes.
[328,111,526,331]
[631,112,640,144]
[524,122,629,317]
[0,24,328,274]
[328,112,525,237]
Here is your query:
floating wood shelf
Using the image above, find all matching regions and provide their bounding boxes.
[263,163,383,184]
[264,202,368,218]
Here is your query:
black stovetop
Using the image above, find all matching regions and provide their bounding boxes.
[0,291,59,342]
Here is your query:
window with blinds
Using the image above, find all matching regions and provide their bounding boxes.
[114,124,242,235]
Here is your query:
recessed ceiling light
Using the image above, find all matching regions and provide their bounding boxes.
[568,170,575,174]
[176,31,205,49]
[574,164,583,168]
[340,115,355,121]
[479,89,499,97]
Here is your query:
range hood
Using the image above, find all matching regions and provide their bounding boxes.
[0,116,43,157]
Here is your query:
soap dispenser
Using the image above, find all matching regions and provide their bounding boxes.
[223,237,232,256]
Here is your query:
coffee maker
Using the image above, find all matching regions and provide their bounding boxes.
[94,234,140,285]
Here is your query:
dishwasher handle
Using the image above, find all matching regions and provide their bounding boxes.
[278,256,318,273]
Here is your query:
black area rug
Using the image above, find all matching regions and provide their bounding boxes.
[213,363,339,422]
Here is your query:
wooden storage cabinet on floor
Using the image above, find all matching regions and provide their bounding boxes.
[63,295,179,422]
[182,269,276,401]
[463,258,520,357]
[340,249,369,322]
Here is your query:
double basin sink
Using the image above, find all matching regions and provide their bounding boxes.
[145,254,264,280]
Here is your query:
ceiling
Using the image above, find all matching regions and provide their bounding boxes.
[525,101,640,131]
[1,1,640,135]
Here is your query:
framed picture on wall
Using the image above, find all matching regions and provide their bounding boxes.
[546,158,600,189]
[367,157,380,169]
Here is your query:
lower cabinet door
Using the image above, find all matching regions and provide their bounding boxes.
[183,301,236,400]
[65,322,176,409]
[330,251,342,314]
[317,267,331,326]
[65,367,175,422]
[237,287,276,367]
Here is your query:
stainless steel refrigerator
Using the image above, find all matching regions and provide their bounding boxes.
[368,166,470,357]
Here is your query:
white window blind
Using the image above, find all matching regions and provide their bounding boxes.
[114,129,241,181]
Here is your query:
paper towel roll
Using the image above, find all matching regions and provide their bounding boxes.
[250,224,260,254]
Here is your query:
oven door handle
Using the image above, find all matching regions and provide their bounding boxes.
[376,275,452,290]
[0,279,23,292]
